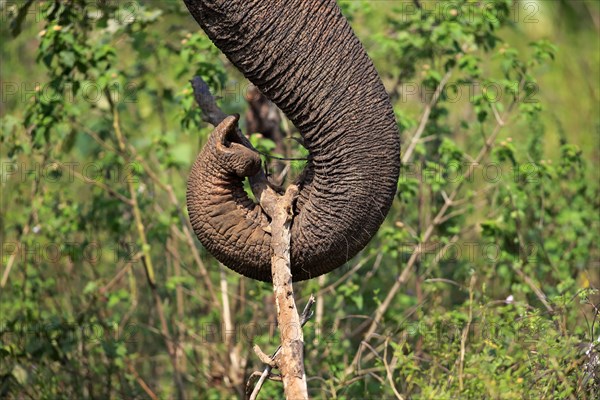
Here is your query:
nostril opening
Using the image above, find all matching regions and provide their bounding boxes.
[223,127,244,148]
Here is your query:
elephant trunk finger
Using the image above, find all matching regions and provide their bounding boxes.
[187,115,273,281]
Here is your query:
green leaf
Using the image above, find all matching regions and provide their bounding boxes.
[12,364,28,385]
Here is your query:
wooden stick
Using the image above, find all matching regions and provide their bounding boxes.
[269,186,307,399]
[248,295,315,400]
[252,180,308,399]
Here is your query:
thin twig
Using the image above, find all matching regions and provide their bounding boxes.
[383,338,405,400]
[402,70,452,164]
[71,170,133,205]
[458,275,476,390]
[220,265,243,386]
[99,260,137,294]
[1,152,44,288]
[126,360,160,400]
[108,96,156,287]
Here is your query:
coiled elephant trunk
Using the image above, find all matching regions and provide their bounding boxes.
[184,0,400,282]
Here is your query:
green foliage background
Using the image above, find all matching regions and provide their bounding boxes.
[1,1,599,399]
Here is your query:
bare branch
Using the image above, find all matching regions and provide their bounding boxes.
[383,338,405,400]
[402,70,452,164]
[248,296,315,400]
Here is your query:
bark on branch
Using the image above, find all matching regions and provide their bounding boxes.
[247,296,315,400]
[253,183,308,399]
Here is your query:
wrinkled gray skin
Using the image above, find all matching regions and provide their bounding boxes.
[185,0,400,282]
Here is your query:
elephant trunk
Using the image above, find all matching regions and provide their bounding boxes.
[185,0,400,282]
